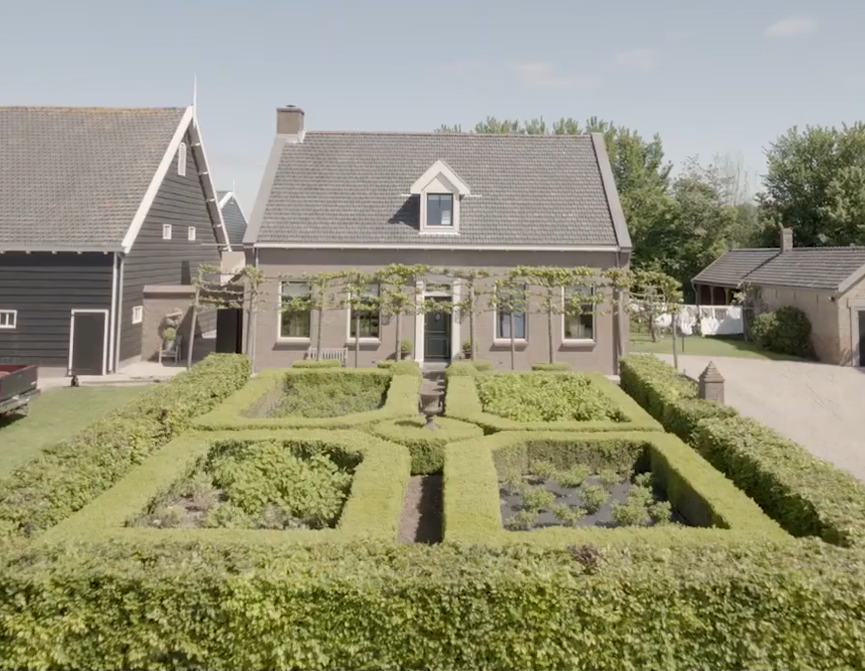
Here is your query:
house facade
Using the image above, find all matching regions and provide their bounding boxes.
[693,228,865,366]
[243,106,633,374]
[0,106,231,375]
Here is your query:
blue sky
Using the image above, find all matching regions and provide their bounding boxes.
[3,1,864,212]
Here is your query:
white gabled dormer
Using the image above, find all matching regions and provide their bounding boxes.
[410,160,470,235]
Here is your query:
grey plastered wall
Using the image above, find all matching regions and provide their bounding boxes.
[0,252,113,366]
[119,129,221,362]
[252,248,624,374]
[141,286,215,362]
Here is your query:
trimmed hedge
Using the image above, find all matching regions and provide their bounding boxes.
[367,416,483,474]
[193,368,421,431]
[44,429,411,546]
[472,360,494,372]
[444,372,662,433]
[531,362,572,371]
[446,361,480,377]
[0,539,863,670]
[0,354,250,538]
[444,430,787,547]
[293,359,342,368]
[620,354,865,547]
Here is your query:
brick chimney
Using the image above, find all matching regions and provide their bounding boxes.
[780,227,794,252]
[276,105,304,137]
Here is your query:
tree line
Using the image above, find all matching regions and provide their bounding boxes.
[437,116,865,300]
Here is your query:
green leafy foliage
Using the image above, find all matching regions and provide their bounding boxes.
[446,361,479,377]
[620,354,865,547]
[472,360,494,372]
[389,360,422,378]
[366,416,483,474]
[531,362,572,371]
[476,373,625,423]
[0,354,250,537]
[550,502,586,527]
[273,373,388,418]
[520,486,556,512]
[750,306,814,358]
[557,465,591,488]
[292,359,342,369]
[580,484,609,514]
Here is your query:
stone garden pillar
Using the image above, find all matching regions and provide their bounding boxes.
[698,362,725,403]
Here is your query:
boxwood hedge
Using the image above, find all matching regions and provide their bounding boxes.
[620,354,865,548]
[1,538,862,670]
[292,359,342,368]
[444,371,662,433]
[366,416,483,474]
[443,430,787,547]
[194,367,421,431]
[0,354,250,538]
[44,429,411,547]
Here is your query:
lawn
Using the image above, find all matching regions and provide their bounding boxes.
[629,332,804,361]
[0,384,150,477]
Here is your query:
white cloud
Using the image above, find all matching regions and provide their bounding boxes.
[508,62,598,91]
[765,16,818,38]
[616,48,660,72]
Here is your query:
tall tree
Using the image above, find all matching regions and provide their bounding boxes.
[759,123,865,247]
[375,264,428,361]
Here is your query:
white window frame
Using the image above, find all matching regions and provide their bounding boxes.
[131,305,143,325]
[162,224,172,240]
[178,142,187,177]
[0,309,17,330]
[562,286,596,344]
[493,284,528,343]
[345,283,382,343]
[187,226,197,241]
[278,281,312,342]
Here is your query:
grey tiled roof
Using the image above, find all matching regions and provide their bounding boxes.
[253,132,623,247]
[746,247,865,290]
[0,106,186,251]
[693,246,865,291]
[218,191,248,247]
[692,249,778,287]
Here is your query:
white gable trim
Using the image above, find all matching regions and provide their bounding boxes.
[218,191,234,209]
[410,159,470,196]
[191,109,233,252]
[120,106,232,254]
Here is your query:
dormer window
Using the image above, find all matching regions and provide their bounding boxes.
[410,159,470,235]
[427,194,453,227]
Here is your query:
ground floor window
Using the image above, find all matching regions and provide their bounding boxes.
[280,281,311,338]
[564,286,595,340]
[495,284,527,339]
[349,283,381,339]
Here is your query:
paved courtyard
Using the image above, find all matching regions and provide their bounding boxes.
[656,354,865,482]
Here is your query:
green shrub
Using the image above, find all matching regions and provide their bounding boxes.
[446,361,478,377]
[476,373,624,423]
[292,359,342,369]
[472,360,494,372]
[0,354,250,537]
[273,373,388,418]
[367,416,483,474]
[376,360,394,369]
[445,372,662,433]
[750,306,814,357]
[0,539,862,670]
[194,369,421,431]
[389,360,422,378]
[45,429,411,547]
[531,362,572,371]
[620,354,865,547]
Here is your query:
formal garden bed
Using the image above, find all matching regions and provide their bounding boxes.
[444,367,662,433]
[444,430,787,546]
[131,438,357,531]
[44,429,410,546]
[193,366,422,431]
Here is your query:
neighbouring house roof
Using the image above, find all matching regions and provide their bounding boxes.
[693,246,865,292]
[218,191,248,247]
[246,132,631,250]
[0,106,230,253]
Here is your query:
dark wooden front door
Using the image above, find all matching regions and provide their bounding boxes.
[70,311,105,375]
[859,311,865,367]
[216,308,244,354]
[424,298,451,362]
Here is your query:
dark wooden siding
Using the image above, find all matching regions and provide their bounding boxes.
[119,129,222,361]
[0,252,113,366]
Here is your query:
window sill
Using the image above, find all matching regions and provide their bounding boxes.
[419,228,460,236]
[493,338,528,346]
[276,337,311,346]
[345,338,381,346]
[561,338,596,348]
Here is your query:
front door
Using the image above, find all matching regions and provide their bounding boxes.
[424,297,452,362]
[859,311,865,367]
[70,311,105,375]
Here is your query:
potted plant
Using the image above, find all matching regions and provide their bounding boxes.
[161,326,178,352]
[399,339,412,360]
[461,338,475,359]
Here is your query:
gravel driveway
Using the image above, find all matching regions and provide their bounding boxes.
[655,354,865,483]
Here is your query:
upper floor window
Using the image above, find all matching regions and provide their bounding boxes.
[187,226,197,241]
[426,194,453,227]
[162,224,172,240]
[0,310,17,329]
[177,142,187,176]
[131,305,143,325]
